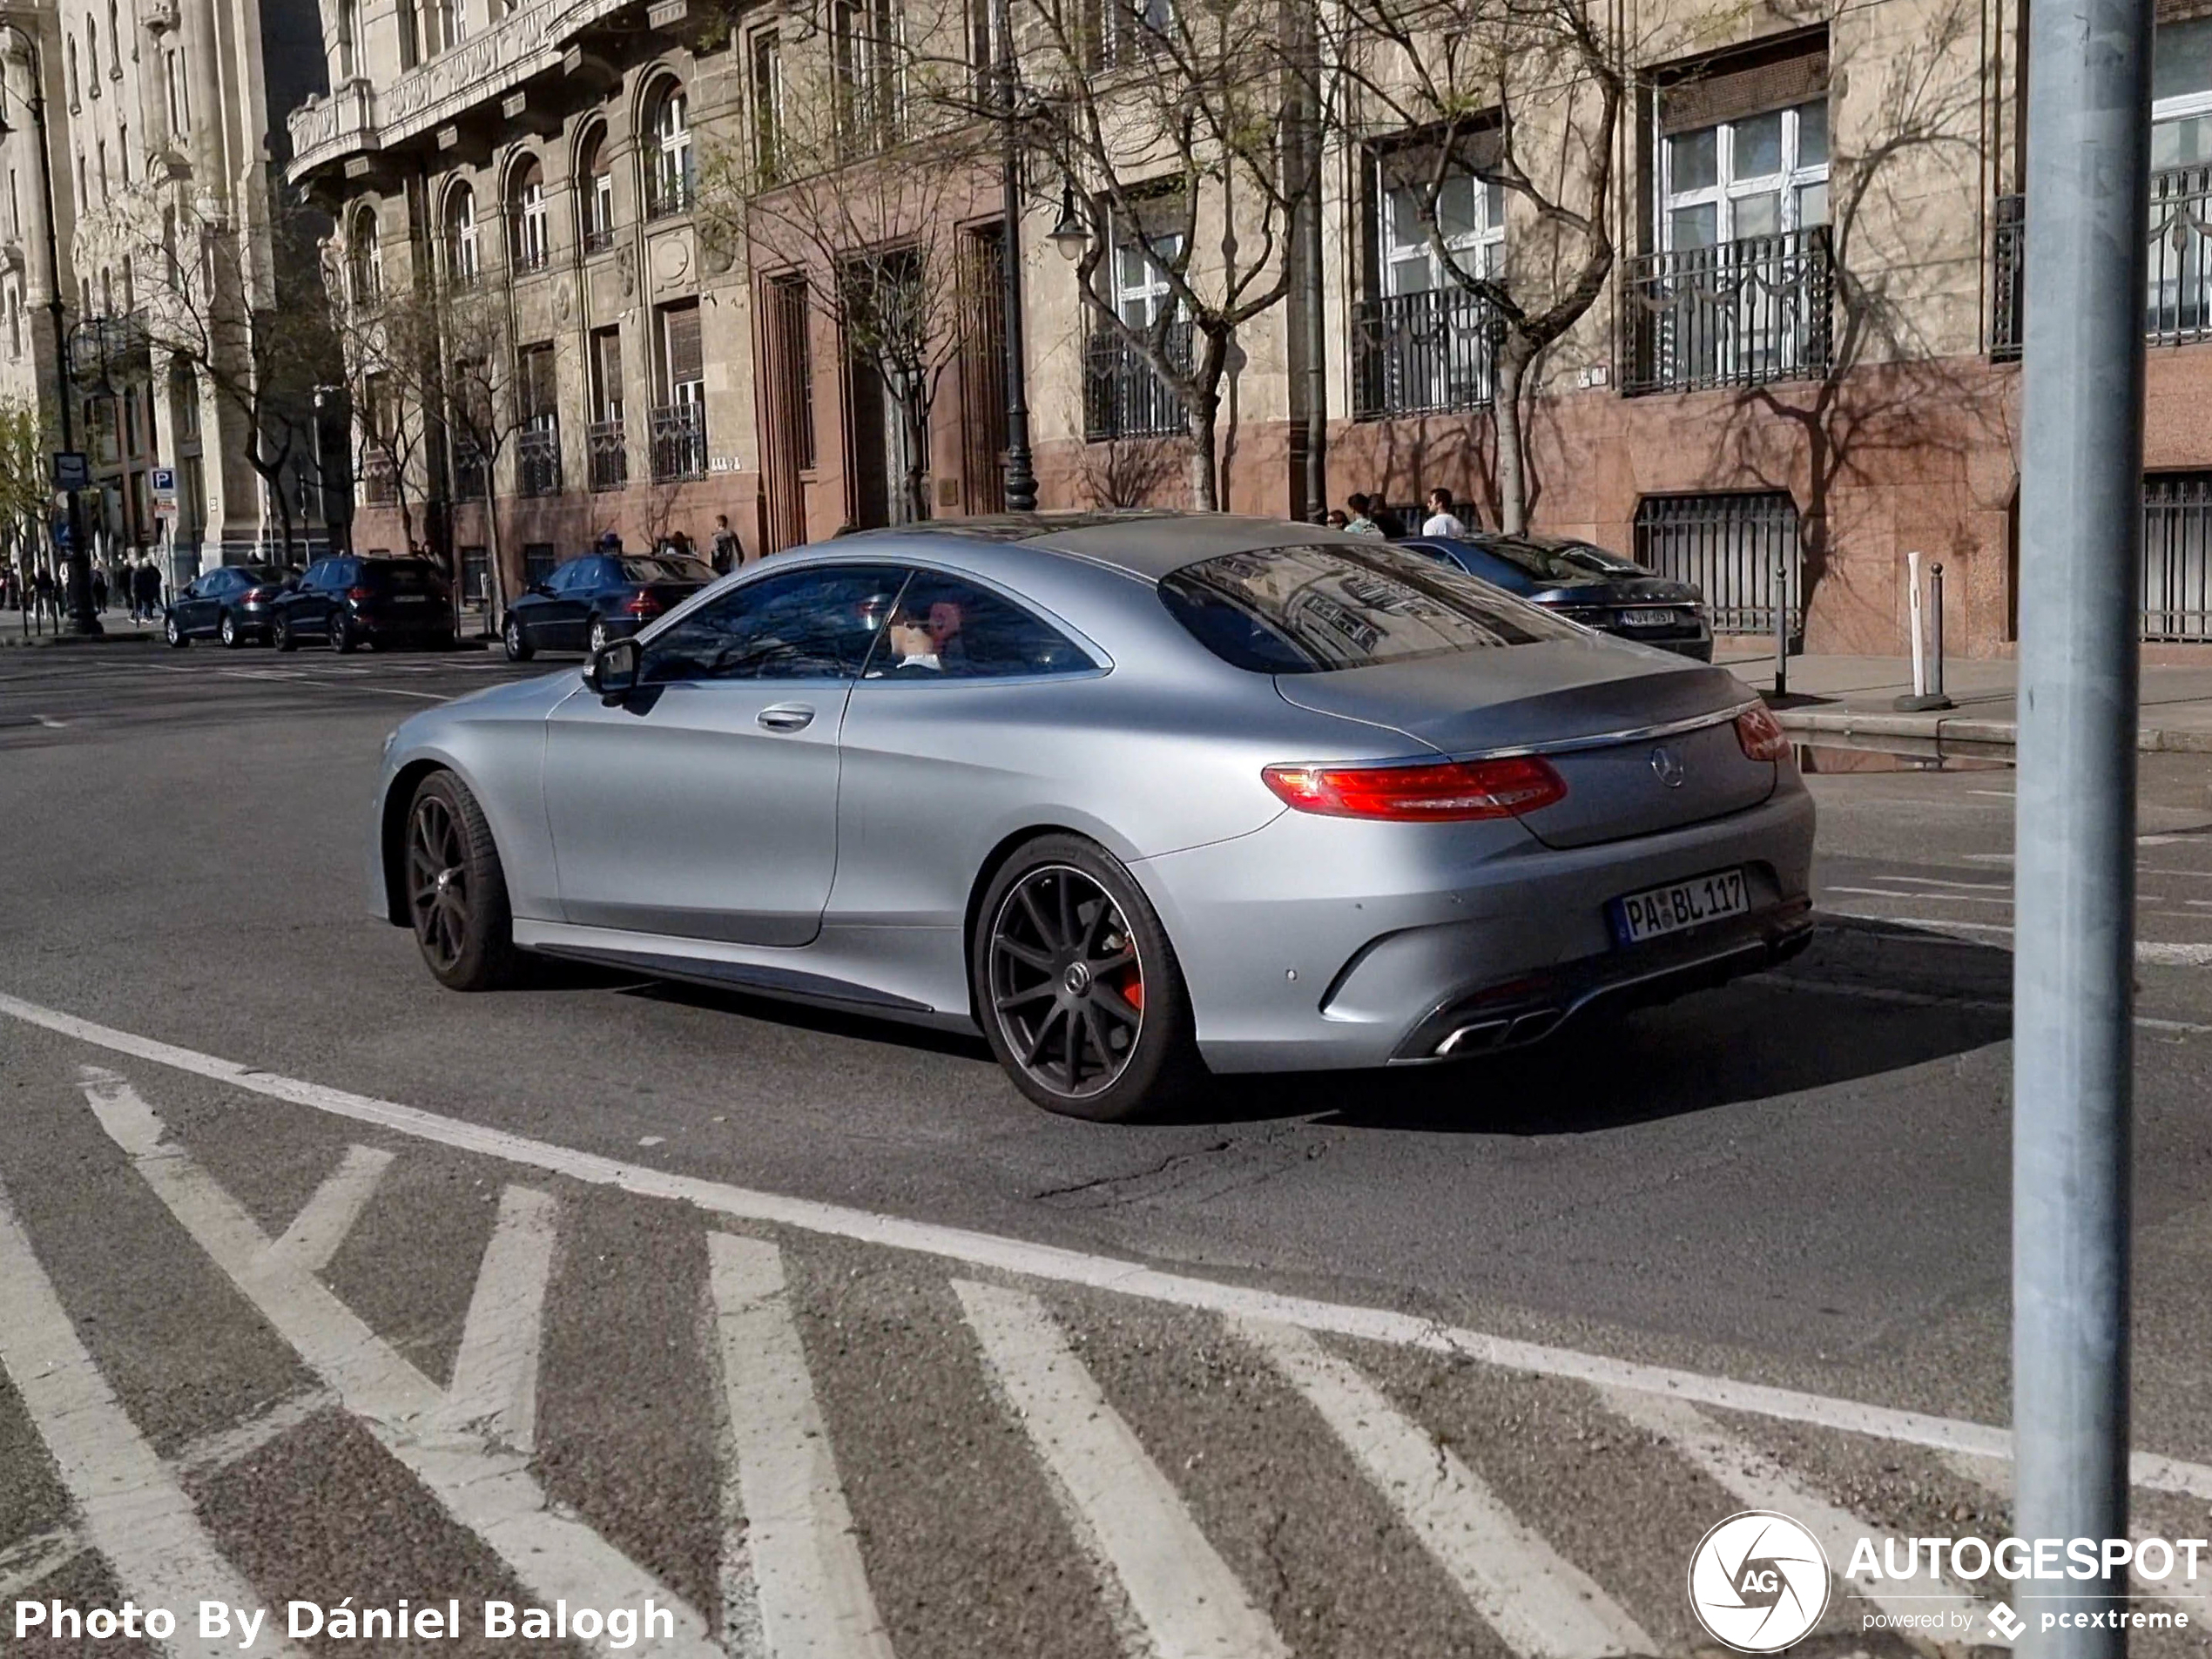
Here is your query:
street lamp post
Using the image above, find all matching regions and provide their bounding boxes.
[992,0,1037,513]
[0,26,99,634]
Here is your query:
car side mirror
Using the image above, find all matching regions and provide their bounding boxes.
[527,583,553,597]
[584,637,641,702]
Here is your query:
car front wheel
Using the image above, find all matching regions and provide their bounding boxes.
[503,615,533,662]
[404,771,520,991]
[164,614,186,648]
[219,610,242,648]
[972,834,1203,1122]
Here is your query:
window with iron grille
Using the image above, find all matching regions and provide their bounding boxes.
[1634,491,1801,636]
[1085,205,1187,441]
[2143,472,2212,643]
[644,80,694,219]
[523,543,557,589]
[653,302,707,482]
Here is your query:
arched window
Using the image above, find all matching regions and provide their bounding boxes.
[445,182,479,286]
[507,156,548,271]
[106,0,121,74]
[577,124,614,253]
[84,13,98,95]
[349,205,382,303]
[642,78,691,219]
[66,37,80,108]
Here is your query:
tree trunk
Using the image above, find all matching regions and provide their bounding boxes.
[1185,395,1219,512]
[1493,333,1535,536]
[484,461,509,637]
[898,390,930,524]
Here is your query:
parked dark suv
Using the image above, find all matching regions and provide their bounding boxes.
[163,564,291,648]
[270,556,456,652]
[502,551,716,660]
[1397,534,1715,661]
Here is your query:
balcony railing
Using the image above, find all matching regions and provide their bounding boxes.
[517,421,560,497]
[1992,167,2212,358]
[1082,322,1190,442]
[588,418,627,493]
[1619,227,1832,396]
[651,402,707,482]
[645,171,695,222]
[451,442,488,500]
[361,454,397,507]
[510,242,550,276]
[583,223,614,255]
[1352,288,1502,420]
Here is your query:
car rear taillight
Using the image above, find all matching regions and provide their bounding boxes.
[347,585,374,602]
[243,587,273,603]
[624,592,663,617]
[1735,704,1791,762]
[1261,756,1568,821]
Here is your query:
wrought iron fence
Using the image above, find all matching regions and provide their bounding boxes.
[1990,194,2025,360]
[517,421,560,497]
[1992,167,2212,357]
[451,443,488,500]
[1352,288,1501,420]
[583,224,615,256]
[646,171,695,222]
[588,419,627,493]
[651,402,707,482]
[2143,474,2212,643]
[1619,228,1832,396]
[361,455,397,507]
[1082,322,1190,442]
[1633,491,1803,637]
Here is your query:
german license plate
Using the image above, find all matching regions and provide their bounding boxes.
[1611,867,1750,945]
[393,594,427,604]
[1618,608,1678,627]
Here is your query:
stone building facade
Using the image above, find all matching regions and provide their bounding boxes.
[0,0,335,585]
[286,0,2212,656]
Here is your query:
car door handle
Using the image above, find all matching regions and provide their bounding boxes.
[756,703,815,732]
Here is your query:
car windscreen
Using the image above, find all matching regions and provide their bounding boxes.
[1474,537,1644,582]
[360,562,443,592]
[619,556,714,585]
[1158,543,1583,674]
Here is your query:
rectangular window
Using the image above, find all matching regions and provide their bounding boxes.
[590,326,624,421]
[7,167,17,236]
[2154,17,2212,169]
[1661,100,1826,250]
[1379,168,1504,296]
[832,0,902,145]
[751,29,785,181]
[2142,472,2212,642]
[659,301,704,404]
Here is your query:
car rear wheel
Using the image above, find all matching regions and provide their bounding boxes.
[219,610,242,649]
[405,771,520,991]
[330,614,356,653]
[503,615,533,662]
[273,614,295,652]
[587,616,610,657]
[164,614,186,648]
[973,835,1202,1122]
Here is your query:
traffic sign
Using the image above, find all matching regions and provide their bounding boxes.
[52,452,90,491]
[151,466,177,497]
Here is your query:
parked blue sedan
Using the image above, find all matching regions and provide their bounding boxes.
[1397,533,1713,661]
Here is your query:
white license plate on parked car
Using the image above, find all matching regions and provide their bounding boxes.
[392,594,428,603]
[1618,608,1679,627]
[1610,867,1750,945]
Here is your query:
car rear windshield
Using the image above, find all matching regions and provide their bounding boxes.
[1159,543,1582,674]
[620,556,714,585]
[361,561,444,592]
[1476,537,1644,582]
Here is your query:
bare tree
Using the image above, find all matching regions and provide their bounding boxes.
[435,285,533,624]
[1330,0,1624,533]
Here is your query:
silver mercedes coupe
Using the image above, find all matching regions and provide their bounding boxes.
[371,514,1814,1120]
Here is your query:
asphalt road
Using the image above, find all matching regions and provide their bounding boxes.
[3,640,2211,1659]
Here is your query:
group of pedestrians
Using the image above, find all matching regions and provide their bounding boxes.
[0,555,167,628]
[1320,487,1477,539]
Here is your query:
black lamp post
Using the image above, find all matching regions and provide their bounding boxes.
[0,29,99,634]
[991,0,1037,512]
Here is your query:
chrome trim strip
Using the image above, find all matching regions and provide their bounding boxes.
[1451,698,1762,762]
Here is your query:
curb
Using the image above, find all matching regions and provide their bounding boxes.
[1773,706,2212,756]
[0,631,158,649]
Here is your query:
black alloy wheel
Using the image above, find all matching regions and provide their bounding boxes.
[219,610,242,648]
[975,836,1201,1121]
[504,615,533,662]
[404,771,519,991]
[273,614,295,652]
[330,612,357,652]
[164,613,186,647]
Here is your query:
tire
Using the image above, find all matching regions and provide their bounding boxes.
[273,614,295,652]
[403,771,521,991]
[164,614,187,648]
[330,613,357,653]
[219,610,243,649]
[503,615,533,662]
[972,834,1203,1122]
[587,616,610,657]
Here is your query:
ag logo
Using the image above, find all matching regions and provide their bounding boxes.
[1687,1511,1830,1652]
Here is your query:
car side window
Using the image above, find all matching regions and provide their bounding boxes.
[549,561,586,595]
[642,565,910,685]
[303,562,330,589]
[861,570,1095,680]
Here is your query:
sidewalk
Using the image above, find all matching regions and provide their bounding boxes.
[1715,648,2212,754]
[0,615,161,648]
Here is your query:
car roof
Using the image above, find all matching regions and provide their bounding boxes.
[832,511,1352,581]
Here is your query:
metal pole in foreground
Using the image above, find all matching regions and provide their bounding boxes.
[2013,0,2150,1644]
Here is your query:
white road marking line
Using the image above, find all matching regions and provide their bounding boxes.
[707,1234,894,1659]
[172,1389,341,1479]
[0,1171,307,1658]
[1826,915,2212,965]
[1869,874,2013,891]
[77,1068,718,1658]
[438,1184,555,1454]
[1935,1451,2202,1609]
[1599,1388,2012,1644]
[955,1279,1290,1659]
[267,1143,395,1271]
[4,998,2208,1502]
[1750,974,2212,1035]
[1239,1318,1649,1659]
[0,1525,90,1602]
[1825,887,2016,906]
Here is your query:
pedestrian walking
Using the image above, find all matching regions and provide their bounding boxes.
[1421,487,1469,538]
[135,556,160,621]
[710,514,740,574]
[32,563,57,627]
[1342,494,1385,537]
[91,566,108,614]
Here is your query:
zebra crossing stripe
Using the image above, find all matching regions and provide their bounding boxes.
[707,1233,896,1659]
[78,1068,719,1659]
[1597,1386,2013,1644]
[954,1279,1291,1659]
[0,1173,308,1658]
[1240,1319,1652,1659]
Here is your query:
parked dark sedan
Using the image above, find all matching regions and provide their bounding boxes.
[270,556,456,652]
[1398,534,1714,661]
[163,564,291,648]
[502,552,716,661]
